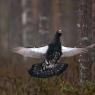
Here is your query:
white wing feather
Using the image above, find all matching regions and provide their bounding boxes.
[13,46,48,58]
[61,43,95,57]
[13,46,84,58]
[12,43,95,58]
[61,46,85,57]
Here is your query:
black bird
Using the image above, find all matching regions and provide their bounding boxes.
[13,30,95,78]
[42,30,62,69]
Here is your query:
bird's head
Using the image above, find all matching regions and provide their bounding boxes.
[55,30,62,38]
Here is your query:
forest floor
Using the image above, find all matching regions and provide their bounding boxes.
[0,53,95,95]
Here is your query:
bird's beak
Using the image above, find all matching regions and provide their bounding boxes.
[58,30,62,34]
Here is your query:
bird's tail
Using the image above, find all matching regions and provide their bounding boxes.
[28,63,68,78]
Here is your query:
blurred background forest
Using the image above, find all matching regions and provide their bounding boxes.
[0,0,95,95]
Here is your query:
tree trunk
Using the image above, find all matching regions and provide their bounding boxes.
[51,0,61,32]
[78,0,92,84]
[60,0,79,46]
[38,0,52,46]
[21,0,33,47]
[0,0,11,51]
[9,0,22,47]
[91,0,95,82]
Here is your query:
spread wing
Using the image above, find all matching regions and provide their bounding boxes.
[13,46,84,58]
[12,46,48,58]
[61,46,85,57]
[12,43,95,58]
[61,43,95,57]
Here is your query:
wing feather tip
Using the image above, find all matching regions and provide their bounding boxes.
[12,47,24,54]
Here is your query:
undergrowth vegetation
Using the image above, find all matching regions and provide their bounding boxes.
[0,55,95,95]
[0,76,95,95]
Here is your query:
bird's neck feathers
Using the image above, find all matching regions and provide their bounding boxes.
[53,32,62,42]
[54,36,60,42]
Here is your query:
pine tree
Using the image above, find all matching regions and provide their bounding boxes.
[78,0,92,84]
[91,0,95,82]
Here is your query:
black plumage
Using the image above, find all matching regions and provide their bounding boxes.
[28,30,68,78]
[45,31,62,65]
[28,63,68,78]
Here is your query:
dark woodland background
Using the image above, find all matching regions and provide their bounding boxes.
[0,0,95,95]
